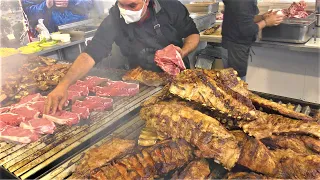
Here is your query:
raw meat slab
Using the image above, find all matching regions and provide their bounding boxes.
[43,111,80,126]
[68,84,89,96]
[0,113,26,126]
[20,118,56,134]
[11,106,40,120]
[73,96,113,112]
[72,106,90,119]
[0,125,39,144]
[93,81,139,97]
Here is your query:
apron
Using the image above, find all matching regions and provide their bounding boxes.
[123,8,189,72]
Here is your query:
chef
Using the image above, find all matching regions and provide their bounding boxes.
[44,0,200,114]
[221,0,284,81]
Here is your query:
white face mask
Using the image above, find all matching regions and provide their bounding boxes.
[119,1,146,24]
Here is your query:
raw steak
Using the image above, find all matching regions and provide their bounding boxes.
[279,1,308,18]
[0,121,7,130]
[0,125,39,144]
[72,106,90,119]
[68,90,82,102]
[76,76,109,91]
[0,106,11,113]
[17,93,42,105]
[154,44,186,76]
[68,84,89,96]
[28,101,45,113]
[11,106,40,120]
[93,81,139,97]
[20,118,56,134]
[73,96,113,112]
[0,113,26,126]
[43,111,80,126]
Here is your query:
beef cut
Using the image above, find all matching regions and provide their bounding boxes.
[17,93,42,105]
[28,101,45,113]
[68,84,89,96]
[43,111,80,126]
[0,125,39,144]
[20,118,56,134]
[0,113,26,126]
[154,44,186,76]
[11,106,40,120]
[280,1,309,18]
[0,106,11,113]
[77,76,109,91]
[73,96,113,112]
[0,121,7,130]
[93,81,139,97]
[72,106,90,119]
[68,90,82,102]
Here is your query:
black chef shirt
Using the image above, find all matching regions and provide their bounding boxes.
[222,0,260,47]
[84,0,199,64]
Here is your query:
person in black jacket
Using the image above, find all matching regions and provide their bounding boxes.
[222,0,284,81]
[44,0,200,114]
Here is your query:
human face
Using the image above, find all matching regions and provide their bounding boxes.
[118,0,149,13]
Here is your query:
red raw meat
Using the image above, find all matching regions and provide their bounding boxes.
[0,113,26,126]
[28,101,45,113]
[0,125,39,144]
[0,106,11,113]
[0,121,7,130]
[285,1,308,18]
[37,97,69,108]
[68,84,89,96]
[17,93,42,105]
[76,76,109,91]
[73,96,113,112]
[68,90,82,102]
[93,81,139,97]
[154,44,186,76]
[11,106,40,120]
[71,106,90,119]
[20,118,56,134]
[43,111,80,126]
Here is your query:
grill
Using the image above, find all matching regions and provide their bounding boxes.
[0,86,161,179]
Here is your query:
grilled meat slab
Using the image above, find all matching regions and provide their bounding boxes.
[122,66,171,87]
[90,139,193,180]
[71,138,136,179]
[249,93,315,121]
[272,149,320,179]
[261,135,320,155]
[239,111,320,139]
[231,131,277,176]
[169,69,256,121]
[140,102,240,169]
[227,172,270,179]
[172,159,210,180]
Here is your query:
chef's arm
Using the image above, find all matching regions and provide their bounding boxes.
[181,34,200,58]
[254,14,265,23]
[57,53,95,88]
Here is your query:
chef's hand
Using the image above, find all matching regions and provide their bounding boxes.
[265,13,284,26]
[44,84,68,114]
[172,45,186,58]
[46,0,54,8]
[55,0,69,8]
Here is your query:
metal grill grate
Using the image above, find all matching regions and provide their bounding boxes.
[0,86,161,180]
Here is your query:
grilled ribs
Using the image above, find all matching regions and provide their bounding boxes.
[272,149,320,179]
[261,135,320,155]
[227,172,270,179]
[239,111,320,139]
[140,102,240,169]
[71,138,136,179]
[249,93,315,121]
[122,66,171,87]
[169,69,256,121]
[172,159,210,180]
[90,139,193,179]
[231,130,277,176]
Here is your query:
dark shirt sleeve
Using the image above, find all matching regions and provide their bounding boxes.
[171,1,199,38]
[236,0,259,38]
[84,14,118,63]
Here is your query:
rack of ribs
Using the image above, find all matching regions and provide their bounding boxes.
[71,138,136,179]
[140,101,240,170]
[89,139,193,180]
[169,69,257,121]
[171,159,211,180]
[122,66,172,87]
[239,111,320,139]
[271,149,320,179]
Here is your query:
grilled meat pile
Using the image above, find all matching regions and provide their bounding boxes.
[1,56,70,105]
[138,68,320,179]
[122,66,172,87]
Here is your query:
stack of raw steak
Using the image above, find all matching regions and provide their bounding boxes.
[0,76,140,144]
[282,1,309,18]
